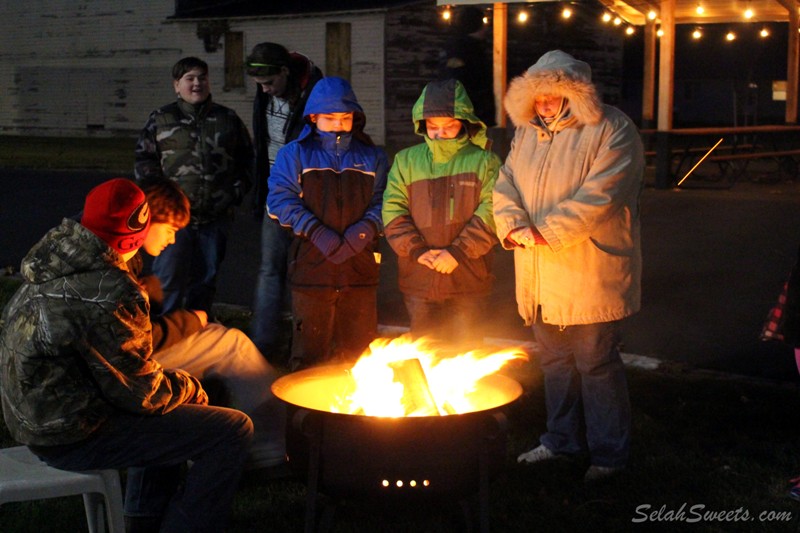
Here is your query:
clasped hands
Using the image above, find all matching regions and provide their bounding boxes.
[309,222,375,264]
[508,227,536,248]
[417,249,459,274]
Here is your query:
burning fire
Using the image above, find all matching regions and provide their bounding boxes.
[331,336,527,417]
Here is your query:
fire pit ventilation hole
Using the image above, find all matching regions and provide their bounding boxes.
[380,479,431,489]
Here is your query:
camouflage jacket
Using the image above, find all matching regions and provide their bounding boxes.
[0,218,205,447]
[135,97,254,225]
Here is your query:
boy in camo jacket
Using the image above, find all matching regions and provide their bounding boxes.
[135,56,253,316]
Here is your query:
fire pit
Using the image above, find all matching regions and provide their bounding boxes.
[271,336,525,532]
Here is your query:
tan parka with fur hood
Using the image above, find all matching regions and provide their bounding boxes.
[493,50,645,326]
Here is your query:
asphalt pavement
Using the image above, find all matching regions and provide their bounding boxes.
[3,168,800,381]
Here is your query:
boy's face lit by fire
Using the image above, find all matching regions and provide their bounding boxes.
[425,117,463,140]
[142,222,180,257]
[311,112,354,133]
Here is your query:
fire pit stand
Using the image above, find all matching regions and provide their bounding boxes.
[290,405,510,533]
[272,365,523,533]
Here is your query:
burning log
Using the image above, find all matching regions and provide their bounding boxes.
[389,358,442,416]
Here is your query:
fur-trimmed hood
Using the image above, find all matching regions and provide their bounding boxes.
[504,50,603,128]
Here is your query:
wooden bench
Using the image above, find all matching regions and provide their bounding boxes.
[706,148,800,163]
[640,125,800,188]
[644,144,754,161]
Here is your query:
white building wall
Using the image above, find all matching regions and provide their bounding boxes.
[0,1,387,145]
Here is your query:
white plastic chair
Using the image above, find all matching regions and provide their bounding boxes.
[0,445,125,533]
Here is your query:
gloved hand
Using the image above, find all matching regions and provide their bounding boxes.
[328,241,356,265]
[309,225,343,257]
[343,221,376,254]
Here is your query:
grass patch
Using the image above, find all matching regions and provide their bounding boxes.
[2,277,800,531]
[0,135,136,173]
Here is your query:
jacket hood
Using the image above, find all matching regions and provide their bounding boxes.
[288,52,317,91]
[298,76,373,145]
[412,78,490,150]
[303,76,364,119]
[504,50,603,128]
[21,218,128,285]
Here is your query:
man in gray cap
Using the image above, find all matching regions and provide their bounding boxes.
[246,42,323,361]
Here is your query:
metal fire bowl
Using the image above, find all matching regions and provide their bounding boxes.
[271,363,523,501]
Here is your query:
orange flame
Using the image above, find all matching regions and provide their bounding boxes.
[334,336,527,417]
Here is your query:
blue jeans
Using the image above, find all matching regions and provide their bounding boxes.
[533,318,631,468]
[152,219,230,314]
[251,216,293,354]
[31,405,253,533]
[403,294,488,348]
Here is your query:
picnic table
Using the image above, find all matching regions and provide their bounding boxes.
[641,125,800,188]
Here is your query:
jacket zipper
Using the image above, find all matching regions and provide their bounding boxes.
[449,181,455,221]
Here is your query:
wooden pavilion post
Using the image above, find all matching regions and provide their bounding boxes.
[642,20,657,130]
[782,1,800,124]
[493,2,508,128]
[655,0,676,188]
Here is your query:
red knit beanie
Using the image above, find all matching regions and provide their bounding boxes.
[81,178,151,254]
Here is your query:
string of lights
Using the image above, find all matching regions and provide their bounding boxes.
[437,2,782,41]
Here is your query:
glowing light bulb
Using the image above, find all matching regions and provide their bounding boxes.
[562,8,572,19]
[696,4,705,14]
[602,12,612,23]
[726,31,736,41]
[657,28,664,37]
[482,16,488,25]
[692,28,702,39]
[626,26,635,35]
[760,28,769,37]
[442,8,451,21]
[613,17,622,26]
[744,8,754,19]
[648,11,657,20]
[518,10,529,23]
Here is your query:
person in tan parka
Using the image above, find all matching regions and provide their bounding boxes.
[492,50,645,482]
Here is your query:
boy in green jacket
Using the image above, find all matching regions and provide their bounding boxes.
[382,79,500,349]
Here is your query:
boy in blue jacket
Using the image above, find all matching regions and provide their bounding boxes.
[267,77,388,370]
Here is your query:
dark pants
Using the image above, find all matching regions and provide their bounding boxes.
[33,405,253,533]
[403,294,488,349]
[251,216,293,355]
[152,219,230,314]
[533,318,631,468]
[290,286,377,370]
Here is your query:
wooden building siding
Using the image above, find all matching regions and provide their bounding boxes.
[384,3,449,155]
[0,0,622,153]
[0,1,386,145]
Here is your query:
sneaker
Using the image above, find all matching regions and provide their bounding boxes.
[517,444,558,464]
[584,465,623,482]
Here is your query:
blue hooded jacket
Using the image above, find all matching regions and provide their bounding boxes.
[267,77,388,288]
